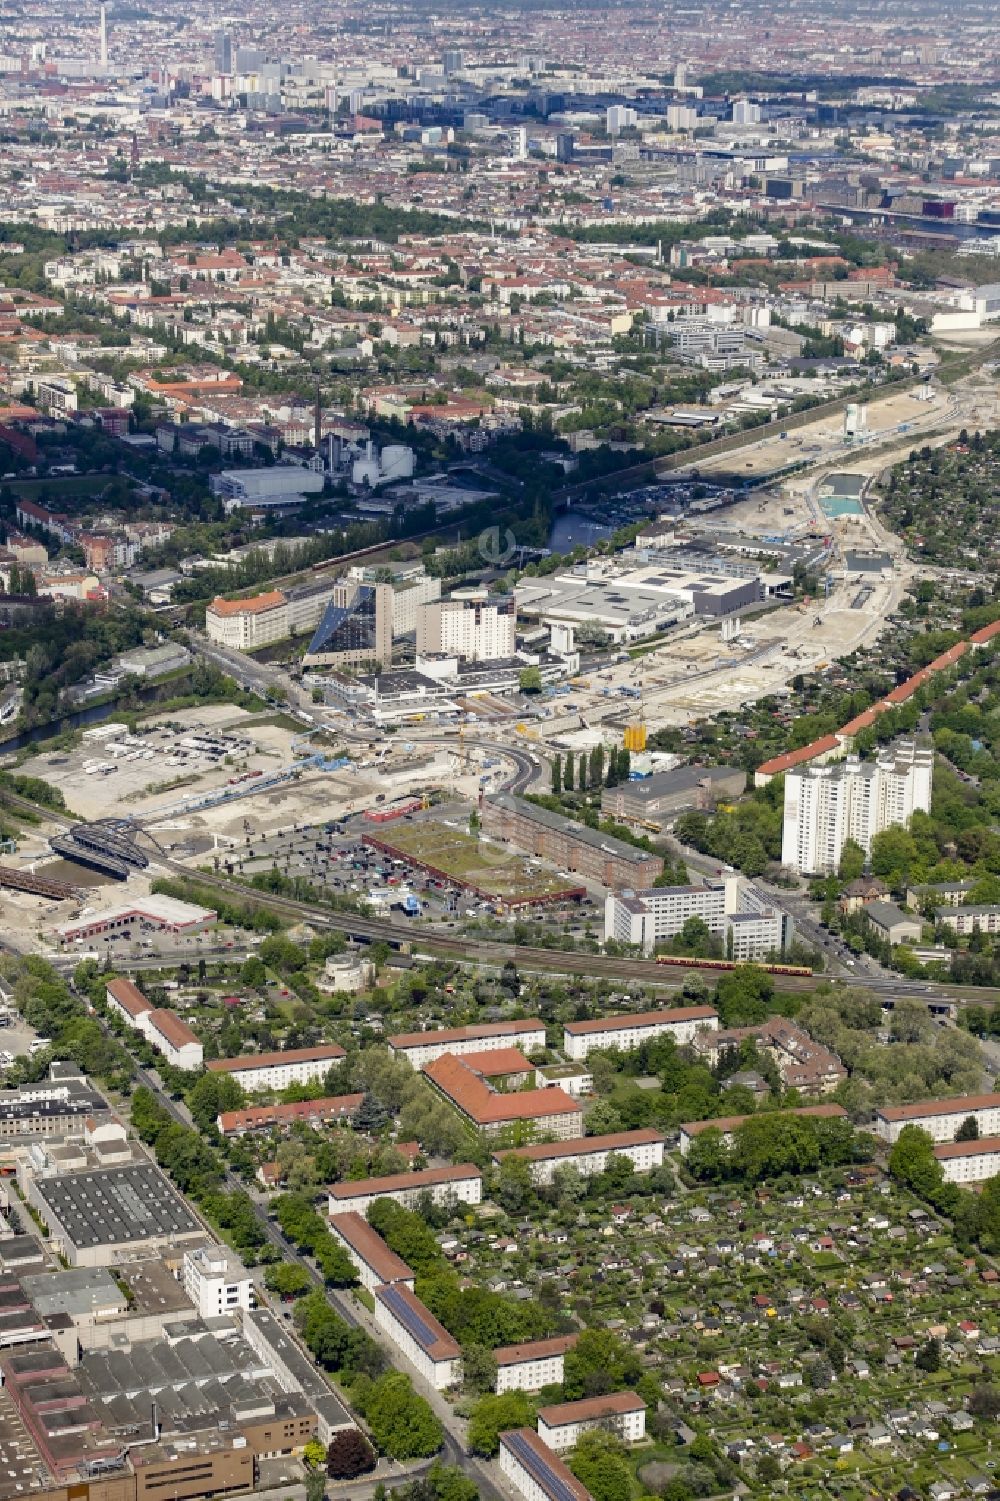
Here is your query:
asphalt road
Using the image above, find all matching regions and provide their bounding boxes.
[90,1028,509,1501]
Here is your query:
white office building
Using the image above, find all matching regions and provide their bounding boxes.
[182,1244,255,1318]
[563,1005,718,1060]
[781,739,933,876]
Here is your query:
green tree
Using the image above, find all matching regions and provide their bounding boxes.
[468,1393,534,1457]
[567,1431,632,1501]
[915,1337,942,1372]
[838,839,865,882]
[462,1343,498,1395]
[353,1372,443,1459]
[957,1114,980,1141]
[264,1263,312,1299]
[551,754,562,795]
[519,666,542,694]
[494,1154,536,1215]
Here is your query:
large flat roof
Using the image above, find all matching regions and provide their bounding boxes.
[33,1163,201,1251]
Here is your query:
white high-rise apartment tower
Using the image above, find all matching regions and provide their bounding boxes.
[99,5,108,67]
[781,739,933,876]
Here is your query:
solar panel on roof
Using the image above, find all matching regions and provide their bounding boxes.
[380,1286,443,1353]
[505,1432,582,1501]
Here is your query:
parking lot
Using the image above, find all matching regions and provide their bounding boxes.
[220,807,598,928]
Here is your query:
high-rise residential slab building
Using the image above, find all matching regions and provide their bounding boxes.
[416,590,515,661]
[781,739,932,875]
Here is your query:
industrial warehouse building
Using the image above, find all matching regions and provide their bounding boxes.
[481,793,663,889]
[516,559,760,643]
[29,1162,204,1266]
[58,894,217,943]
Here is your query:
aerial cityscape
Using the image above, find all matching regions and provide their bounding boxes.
[5,4,1000,1501]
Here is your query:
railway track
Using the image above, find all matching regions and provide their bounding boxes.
[9,788,1000,1004]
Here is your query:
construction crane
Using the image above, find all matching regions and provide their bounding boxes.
[623,671,647,754]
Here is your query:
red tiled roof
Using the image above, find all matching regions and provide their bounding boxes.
[934,1135,1000,1159]
[146,1008,200,1050]
[755,734,841,778]
[388,1019,544,1050]
[459,1047,534,1076]
[218,1094,363,1134]
[493,1128,665,1163]
[493,1334,579,1367]
[329,1212,414,1283]
[424,1053,580,1125]
[564,1006,717,1036]
[208,590,286,617]
[206,1044,346,1074]
[680,1104,848,1137]
[328,1163,481,1202]
[538,1392,645,1427]
[106,977,152,1017]
[878,1093,1000,1122]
